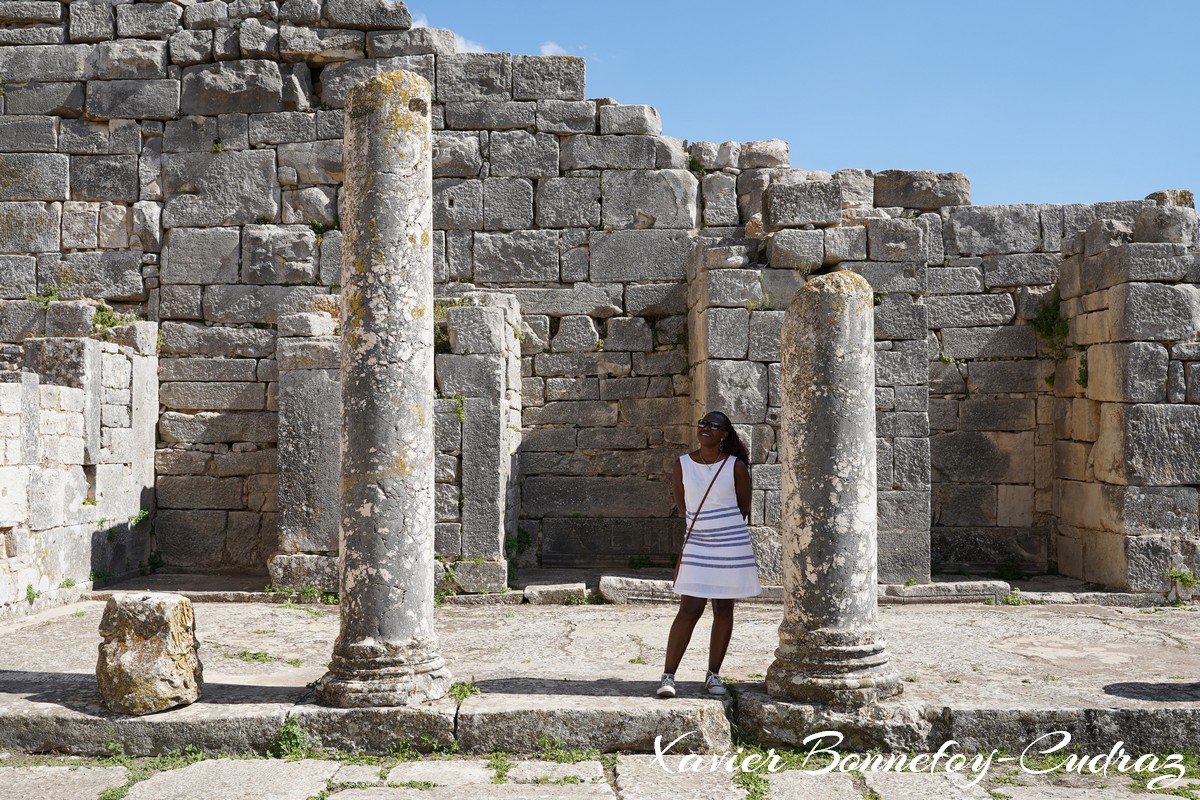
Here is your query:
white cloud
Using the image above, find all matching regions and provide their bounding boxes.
[408,9,485,53]
[540,41,569,57]
[455,34,487,53]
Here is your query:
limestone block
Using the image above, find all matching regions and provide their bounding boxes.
[768,229,823,271]
[159,410,278,444]
[431,178,482,231]
[822,226,867,265]
[604,317,653,352]
[942,204,1042,256]
[696,307,748,359]
[693,268,763,309]
[432,131,483,178]
[277,140,343,185]
[764,180,842,229]
[1092,404,1200,485]
[925,294,1015,328]
[367,27,457,57]
[560,134,657,170]
[1086,342,1169,403]
[276,338,337,370]
[1083,218,1133,258]
[599,104,661,135]
[867,218,924,262]
[940,326,1037,359]
[550,315,599,353]
[600,169,698,229]
[70,1,113,42]
[163,227,241,284]
[482,178,534,230]
[277,25,362,63]
[536,99,596,134]
[747,311,784,362]
[1100,485,1198,536]
[930,430,1035,484]
[1170,360,1187,403]
[535,176,600,228]
[702,172,739,226]
[323,0,411,29]
[438,52,512,101]
[319,230,342,286]
[874,170,970,210]
[982,253,1060,287]
[0,154,67,202]
[97,203,129,249]
[444,100,535,131]
[39,251,142,300]
[0,43,92,82]
[0,117,57,153]
[512,55,585,100]
[95,40,167,81]
[507,284,622,318]
[0,255,36,298]
[311,54,428,108]
[96,593,202,715]
[5,82,80,117]
[698,359,767,423]
[0,300,45,342]
[59,119,109,154]
[1083,243,1194,294]
[1133,205,1199,246]
[160,381,267,413]
[180,60,283,115]
[139,138,163,201]
[1109,282,1200,341]
[590,229,691,282]
[201,285,325,325]
[162,150,279,227]
[268,553,337,591]
[489,130,558,178]
[169,30,213,66]
[446,305,506,355]
[958,398,1035,432]
[873,293,927,340]
[473,230,558,283]
[237,18,279,59]
[182,0,228,29]
[241,224,317,285]
[625,284,686,318]
[66,155,135,204]
[533,351,631,378]
[86,80,179,120]
[966,361,1044,394]
[277,367,339,552]
[130,201,162,252]
[739,140,789,169]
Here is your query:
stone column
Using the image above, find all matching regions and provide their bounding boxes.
[766,271,901,707]
[315,70,452,707]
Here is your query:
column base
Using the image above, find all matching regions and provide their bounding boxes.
[315,653,453,708]
[766,636,902,708]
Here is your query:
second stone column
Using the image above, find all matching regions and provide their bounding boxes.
[316,70,452,707]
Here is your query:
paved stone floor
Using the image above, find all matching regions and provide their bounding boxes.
[1,597,1199,797]
[1,751,1194,799]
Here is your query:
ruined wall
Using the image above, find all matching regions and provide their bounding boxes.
[0,320,157,619]
[1,0,1197,589]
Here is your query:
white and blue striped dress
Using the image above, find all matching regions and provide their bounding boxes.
[673,454,761,599]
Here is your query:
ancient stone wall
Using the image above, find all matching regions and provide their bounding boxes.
[0,0,1196,591]
[0,319,157,619]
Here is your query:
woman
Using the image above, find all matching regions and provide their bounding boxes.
[657,410,759,698]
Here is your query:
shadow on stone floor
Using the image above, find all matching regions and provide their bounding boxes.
[472,676,722,700]
[1103,681,1200,702]
[0,671,306,714]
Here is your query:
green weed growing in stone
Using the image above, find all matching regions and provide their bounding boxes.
[209,138,223,154]
[536,734,600,764]
[563,592,587,605]
[93,304,140,333]
[59,578,76,589]
[452,393,465,422]
[1001,589,1030,606]
[25,285,59,309]
[448,678,480,704]
[298,585,321,601]
[592,338,605,351]
[269,717,314,759]
[629,655,646,664]
[82,497,96,506]
[1169,568,1199,589]
[1076,355,1088,388]
[129,509,150,525]
[25,584,40,602]
[232,649,277,664]
[284,658,303,667]
[253,629,276,635]
[1029,288,1070,358]
[903,577,918,588]
[488,751,514,783]
[90,569,113,584]
[71,610,86,618]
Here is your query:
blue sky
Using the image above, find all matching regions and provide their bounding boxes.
[412,1,1199,206]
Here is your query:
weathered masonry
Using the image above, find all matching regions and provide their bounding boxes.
[1,0,1198,615]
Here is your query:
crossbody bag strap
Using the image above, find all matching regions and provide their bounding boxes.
[674,456,730,584]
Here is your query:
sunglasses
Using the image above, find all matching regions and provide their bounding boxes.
[696,419,726,430]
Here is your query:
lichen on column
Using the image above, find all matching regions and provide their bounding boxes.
[766,271,901,708]
[315,69,452,707]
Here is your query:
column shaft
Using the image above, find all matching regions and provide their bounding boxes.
[766,271,900,707]
[316,70,451,707]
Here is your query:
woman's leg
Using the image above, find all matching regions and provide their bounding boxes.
[707,599,735,674]
[662,595,707,674]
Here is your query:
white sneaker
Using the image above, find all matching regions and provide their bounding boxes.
[705,671,727,696]
[656,673,676,698]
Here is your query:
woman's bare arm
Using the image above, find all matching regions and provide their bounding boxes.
[733,459,752,519]
[672,457,686,515]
